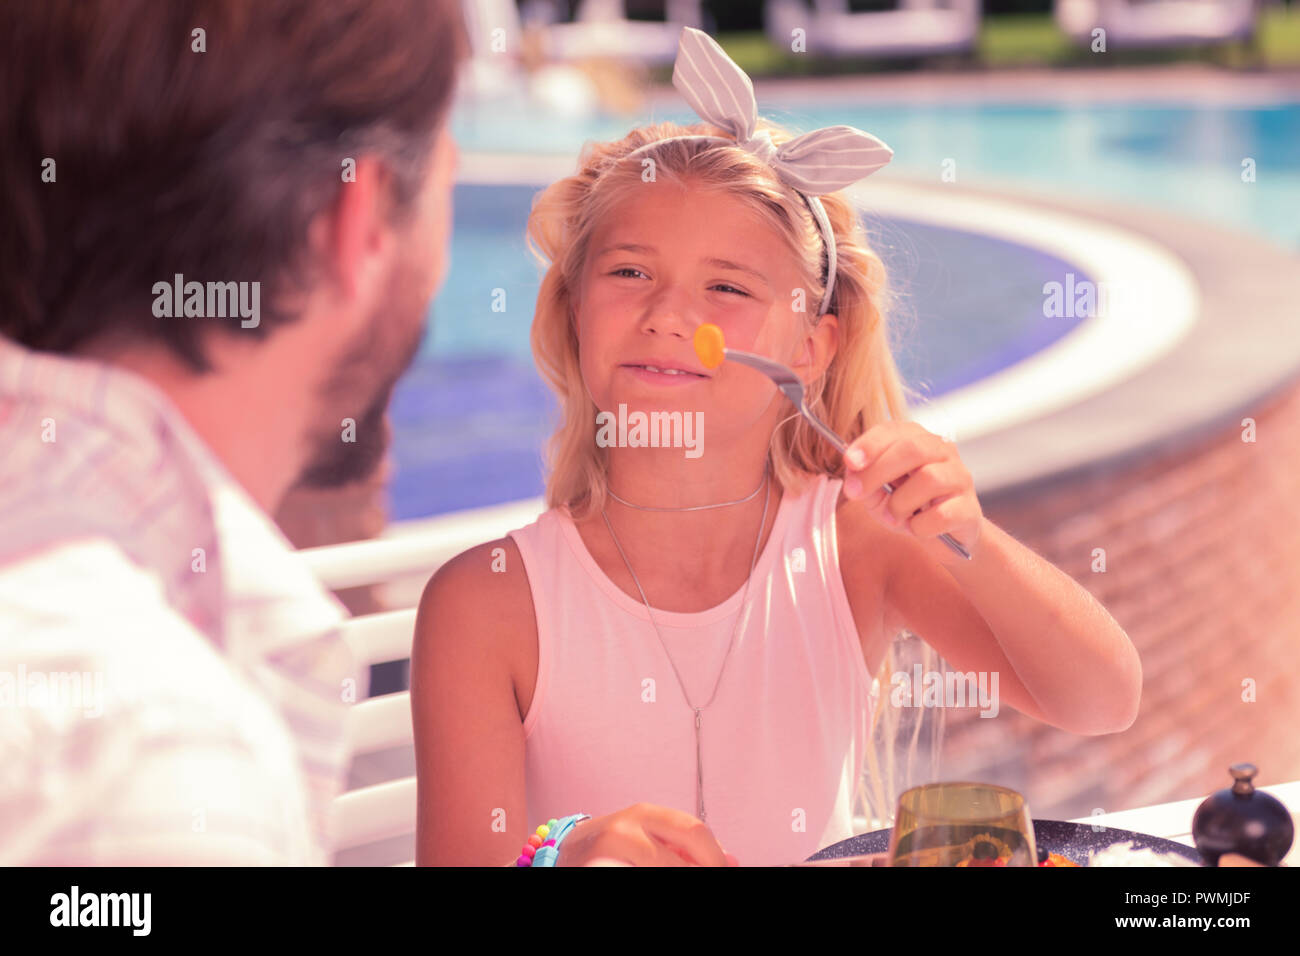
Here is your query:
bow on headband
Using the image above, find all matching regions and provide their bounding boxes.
[626,26,894,315]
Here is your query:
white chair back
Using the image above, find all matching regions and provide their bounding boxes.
[305,498,546,865]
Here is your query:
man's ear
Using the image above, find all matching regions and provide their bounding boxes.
[308,156,394,303]
[793,313,839,382]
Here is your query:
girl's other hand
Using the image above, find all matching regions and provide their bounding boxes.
[556,803,738,867]
[840,420,983,565]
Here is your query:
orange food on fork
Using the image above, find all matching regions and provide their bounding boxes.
[694,324,726,370]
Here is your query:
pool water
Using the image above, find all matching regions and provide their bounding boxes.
[453,98,1300,248]
[385,97,1298,521]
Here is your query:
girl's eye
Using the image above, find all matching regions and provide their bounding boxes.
[608,269,746,297]
[712,283,748,297]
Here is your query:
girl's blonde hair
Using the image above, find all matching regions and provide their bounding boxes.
[525,118,946,831]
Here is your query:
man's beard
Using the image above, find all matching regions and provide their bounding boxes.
[295,261,430,489]
[295,383,396,489]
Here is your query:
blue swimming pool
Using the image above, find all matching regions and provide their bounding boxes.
[386,97,1299,521]
[388,184,1089,519]
[453,97,1300,247]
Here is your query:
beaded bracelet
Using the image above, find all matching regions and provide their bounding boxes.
[515,813,591,867]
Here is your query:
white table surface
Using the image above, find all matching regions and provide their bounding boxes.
[1066,779,1300,865]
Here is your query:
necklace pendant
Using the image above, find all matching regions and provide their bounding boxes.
[695,707,705,822]
[600,473,771,834]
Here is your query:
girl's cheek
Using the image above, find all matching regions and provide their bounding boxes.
[716,316,766,353]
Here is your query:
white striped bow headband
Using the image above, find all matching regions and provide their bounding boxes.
[625,26,894,317]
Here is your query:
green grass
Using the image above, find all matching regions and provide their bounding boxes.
[977,14,1076,67]
[1258,5,1300,64]
[687,8,1300,77]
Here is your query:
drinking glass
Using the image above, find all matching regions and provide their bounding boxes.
[887,782,1037,867]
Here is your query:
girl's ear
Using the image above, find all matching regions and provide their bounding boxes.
[795,313,839,381]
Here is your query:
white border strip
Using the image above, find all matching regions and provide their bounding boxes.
[860,180,1200,443]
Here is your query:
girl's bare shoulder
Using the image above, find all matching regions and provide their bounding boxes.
[414,537,539,722]
[417,537,535,633]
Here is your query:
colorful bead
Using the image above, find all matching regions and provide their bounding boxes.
[518,814,590,867]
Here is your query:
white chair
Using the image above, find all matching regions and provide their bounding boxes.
[303,497,546,866]
[539,0,708,65]
[458,0,532,100]
[767,0,982,58]
[1054,0,1263,49]
[330,610,419,866]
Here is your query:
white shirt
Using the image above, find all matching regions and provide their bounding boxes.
[0,337,359,865]
[510,473,879,866]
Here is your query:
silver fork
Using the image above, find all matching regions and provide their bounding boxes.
[723,348,972,560]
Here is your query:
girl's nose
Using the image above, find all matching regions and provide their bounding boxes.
[638,292,696,339]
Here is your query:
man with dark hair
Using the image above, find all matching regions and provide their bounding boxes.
[0,0,468,863]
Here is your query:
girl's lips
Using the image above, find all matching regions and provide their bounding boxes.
[620,364,709,386]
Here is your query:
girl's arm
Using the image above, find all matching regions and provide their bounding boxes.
[411,538,534,866]
[839,421,1142,736]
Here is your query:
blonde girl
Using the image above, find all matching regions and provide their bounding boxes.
[412,30,1140,867]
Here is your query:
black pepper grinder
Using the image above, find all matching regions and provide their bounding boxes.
[1192,763,1294,866]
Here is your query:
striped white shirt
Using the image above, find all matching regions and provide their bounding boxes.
[0,336,359,865]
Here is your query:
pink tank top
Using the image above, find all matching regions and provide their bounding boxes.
[507,473,880,866]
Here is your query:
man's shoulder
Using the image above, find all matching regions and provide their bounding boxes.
[0,382,213,549]
[0,535,235,690]
[0,536,169,624]
[0,534,326,865]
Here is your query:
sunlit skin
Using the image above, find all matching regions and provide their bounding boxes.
[569,179,836,611]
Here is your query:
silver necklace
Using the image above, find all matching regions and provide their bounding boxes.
[606,465,768,512]
[600,468,772,824]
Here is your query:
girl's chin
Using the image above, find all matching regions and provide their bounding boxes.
[596,398,707,417]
